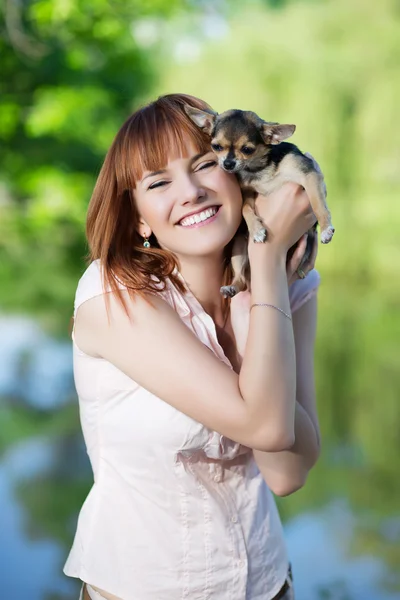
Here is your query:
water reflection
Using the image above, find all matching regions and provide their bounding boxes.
[286,502,399,600]
[0,446,75,600]
[0,316,399,600]
[0,315,73,410]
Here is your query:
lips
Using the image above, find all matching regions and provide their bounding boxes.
[176,205,221,225]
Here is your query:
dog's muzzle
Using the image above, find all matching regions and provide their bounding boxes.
[223,158,236,171]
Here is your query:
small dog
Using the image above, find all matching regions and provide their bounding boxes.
[184,105,334,297]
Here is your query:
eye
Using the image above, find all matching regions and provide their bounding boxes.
[148,180,168,190]
[241,146,255,155]
[211,143,223,152]
[196,160,217,171]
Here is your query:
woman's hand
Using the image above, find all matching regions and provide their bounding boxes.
[253,183,317,255]
[286,229,319,286]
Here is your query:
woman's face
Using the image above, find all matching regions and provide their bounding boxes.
[133,142,243,259]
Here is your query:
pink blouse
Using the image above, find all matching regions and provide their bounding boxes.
[63,259,320,600]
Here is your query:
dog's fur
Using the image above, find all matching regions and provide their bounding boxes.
[184,105,334,297]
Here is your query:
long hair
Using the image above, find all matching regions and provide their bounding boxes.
[85,93,238,316]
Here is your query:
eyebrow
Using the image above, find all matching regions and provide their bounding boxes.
[141,152,210,183]
[142,169,166,182]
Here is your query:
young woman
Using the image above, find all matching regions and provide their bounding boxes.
[64,93,321,600]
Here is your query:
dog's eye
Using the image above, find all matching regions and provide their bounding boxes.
[241,146,255,155]
[211,143,223,152]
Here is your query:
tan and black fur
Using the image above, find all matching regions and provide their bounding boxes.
[184,105,334,297]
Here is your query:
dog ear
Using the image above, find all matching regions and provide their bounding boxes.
[260,123,296,145]
[183,105,218,135]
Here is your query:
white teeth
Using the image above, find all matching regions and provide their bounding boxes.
[180,206,218,227]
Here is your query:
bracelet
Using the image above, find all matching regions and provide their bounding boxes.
[250,303,292,321]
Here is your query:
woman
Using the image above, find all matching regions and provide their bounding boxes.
[64,93,321,600]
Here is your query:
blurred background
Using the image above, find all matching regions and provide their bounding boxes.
[1,0,399,598]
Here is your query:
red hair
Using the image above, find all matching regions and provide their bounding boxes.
[85,93,238,315]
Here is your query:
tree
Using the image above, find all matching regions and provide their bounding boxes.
[0,0,185,331]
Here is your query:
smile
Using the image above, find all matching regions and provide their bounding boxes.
[178,206,221,228]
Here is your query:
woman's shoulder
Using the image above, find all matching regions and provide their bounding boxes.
[76,258,102,287]
[73,259,126,315]
[73,260,185,316]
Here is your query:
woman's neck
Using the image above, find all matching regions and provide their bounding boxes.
[177,255,227,326]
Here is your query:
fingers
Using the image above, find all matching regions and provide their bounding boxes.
[297,185,318,225]
[302,229,319,273]
[286,234,308,284]
[294,234,308,266]
[287,228,319,286]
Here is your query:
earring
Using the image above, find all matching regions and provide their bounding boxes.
[143,235,151,248]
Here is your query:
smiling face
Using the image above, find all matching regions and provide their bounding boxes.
[134,141,243,260]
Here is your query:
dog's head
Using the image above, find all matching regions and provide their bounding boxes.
[184,105,296,173]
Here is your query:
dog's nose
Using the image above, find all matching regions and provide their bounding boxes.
[223,159,236,171]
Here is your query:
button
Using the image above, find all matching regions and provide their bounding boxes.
[237,559,244,567]
[231,515,238,523]
[214,474,221,482]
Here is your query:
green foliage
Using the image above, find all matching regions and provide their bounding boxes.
[0,0,188,329]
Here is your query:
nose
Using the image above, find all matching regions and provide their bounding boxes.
[223,159,236,171]
[179,173,206,205]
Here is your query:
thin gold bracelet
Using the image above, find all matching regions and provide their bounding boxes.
[250,303,292,321]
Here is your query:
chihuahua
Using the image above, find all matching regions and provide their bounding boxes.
[184,105,334,297]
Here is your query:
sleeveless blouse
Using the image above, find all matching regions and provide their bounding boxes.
[63,259,320,600]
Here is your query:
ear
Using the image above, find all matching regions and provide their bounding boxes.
[136,216,151,237]
[183,104,218,135]
[260,122,296,145]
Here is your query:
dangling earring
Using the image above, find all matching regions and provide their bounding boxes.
[143,234,151,248]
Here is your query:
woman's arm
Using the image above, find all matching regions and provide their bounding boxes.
[253,295,321,496]
[75,248,295,454]
[251,152,324,495]
[75,183,314,453]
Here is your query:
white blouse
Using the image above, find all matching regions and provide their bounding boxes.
[63,259,320,600]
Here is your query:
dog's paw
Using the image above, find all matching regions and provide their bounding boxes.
[321,226,335,244]
[220,285,238,298]
[253,228,267,243]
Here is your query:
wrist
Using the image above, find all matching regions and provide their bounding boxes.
[249,242,289,302]
[248,240,287,268]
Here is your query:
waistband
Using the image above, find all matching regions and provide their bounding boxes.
[79,564,294,600]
